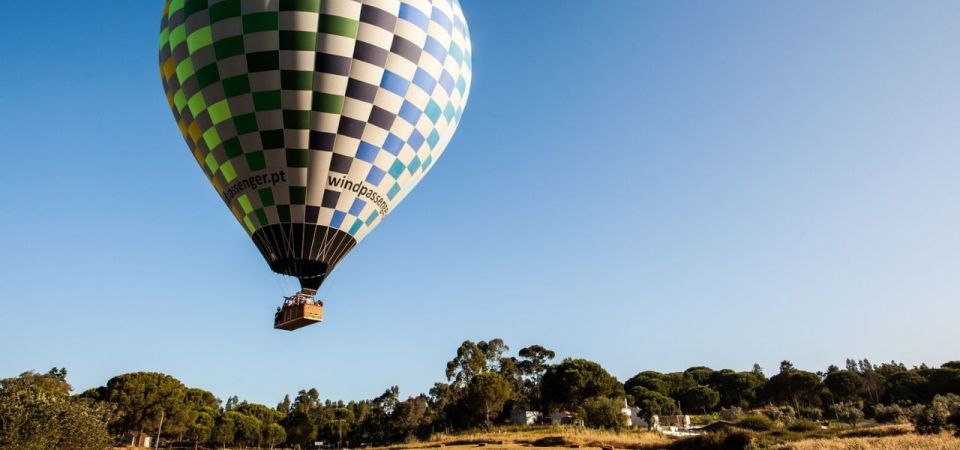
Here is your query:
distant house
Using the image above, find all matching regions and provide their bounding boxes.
[657,414,691,429]
[510,406,543,425]
[620,400,648,428]
[120,431,151,448]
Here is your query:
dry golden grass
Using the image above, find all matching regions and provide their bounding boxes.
[368,424,960,450]
[783,432,959,450]
[380,425,672,449]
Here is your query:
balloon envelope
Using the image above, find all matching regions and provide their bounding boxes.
[159,0,472,289]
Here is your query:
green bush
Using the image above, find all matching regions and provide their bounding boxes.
[787,419,820,432]
[828,402,864,428]
[911,394,960,435]
[581,397,625,431]
[872,404,910,424]
[718,407,744,421]
[735,414,774,431]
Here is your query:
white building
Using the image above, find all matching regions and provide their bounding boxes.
[620,400,647,428]
[510,407,543,425]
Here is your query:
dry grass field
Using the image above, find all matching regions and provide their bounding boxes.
[782,432,959,450]
[366,424,960,450]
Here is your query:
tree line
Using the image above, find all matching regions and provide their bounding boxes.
[2,339,959,449]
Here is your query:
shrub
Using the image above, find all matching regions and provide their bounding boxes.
[873,404,909,424]
[761,405,795,422]
[911,394,960,435]
[798,407,822,420]
[581,397,625,431]
[736,414,774,431]
[719,407,744,421]
[828,402,864,428]
[787,419,820,432]
[949,411,960,437]
[671,430,754,450]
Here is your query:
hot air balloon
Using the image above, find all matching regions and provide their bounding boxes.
[158,0,472,330]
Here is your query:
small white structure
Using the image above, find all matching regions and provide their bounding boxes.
[510,407,543,425]
[620,399,648,428]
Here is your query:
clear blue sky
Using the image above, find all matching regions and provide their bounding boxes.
[1,1,958,406]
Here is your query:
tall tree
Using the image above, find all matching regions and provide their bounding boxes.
[264,423,287,450]
[229,411,263,448]
[465,372,512,424]
[389,396,428,442]
[765,366,823,412]
[678,385,720,414]
[518,345,556,408]
[277,394,291,414]
[281,411,316,448]
[211,413,236,449]
[711,371,763,408]
[103,372,190,438]
[824,370,865,403]
[292,388,322,422]
[541,358,624,411]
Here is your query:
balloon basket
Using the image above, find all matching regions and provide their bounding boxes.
[274,289,323,331]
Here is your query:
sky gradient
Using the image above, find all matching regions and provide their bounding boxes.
[1,1,958,405]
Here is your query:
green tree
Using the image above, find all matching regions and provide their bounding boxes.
[277,394,292,414]
[712,371,763,408]
[883,371,925,404]
[187,423,212,450]
[624,371,672,397]
[264,423,287,449]
[182,388,220,444]
[389,396,430,442]
[581,397,625,431]
[678,385,719,414]
[185,388,220,412]
[229,411,263,448]
[225,395,239,411]
[323,407,355,446]
[103,372,190,438]
[211,413,236,449]
[923,368,960,399]
[282,410,317,448]
[764,363,823,411]
[235,401,284,425]
[632,388,678,428]
[518,345,556,408]
[518,345,556,381]
[911,394,960,435]
[292,388,322,421]
[497,356,525,402]
[684,367,715,386]
[427,382,461,432]
[0,370,112,450]
[465,372,512,424]
[541,358,624,411]
[445,339,509,388]
[824,370,865,403]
